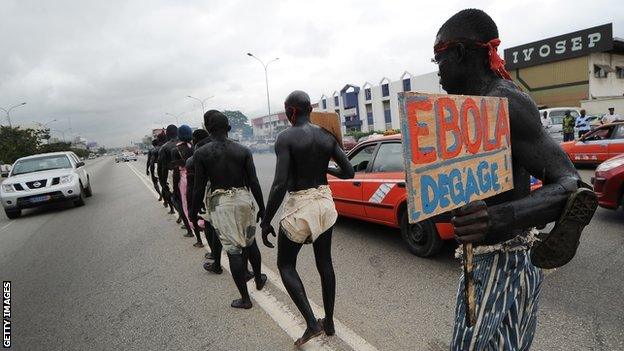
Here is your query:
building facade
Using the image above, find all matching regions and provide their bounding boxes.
[251,103,318,140]
[315,71,443,134]
[504,23,624,108]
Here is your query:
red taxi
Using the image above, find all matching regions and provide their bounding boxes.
[560,122,624,165]
[592,153,624,210]
[328,134,542,258]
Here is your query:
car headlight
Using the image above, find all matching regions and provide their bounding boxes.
[1,184,15,193]
[596,158,624,172]
[60,174,74,184]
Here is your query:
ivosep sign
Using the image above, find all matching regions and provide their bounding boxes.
[504,23,613,70]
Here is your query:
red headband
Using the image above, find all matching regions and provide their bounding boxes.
[434,38,512,81]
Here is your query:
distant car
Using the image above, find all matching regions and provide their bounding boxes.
[540,107,581,141]
[88,154,96,160]
[327,134,542,257]
[1,152,92,219]
[342,136,357,151]
[560,122,624,165]
[123,152,138,162]
[115,154,124,163]
[592,153,624,210]
[1,163,11,177]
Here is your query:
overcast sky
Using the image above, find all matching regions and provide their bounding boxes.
[0,0,622,147]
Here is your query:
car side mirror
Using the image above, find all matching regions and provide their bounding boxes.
[76,161,85,168]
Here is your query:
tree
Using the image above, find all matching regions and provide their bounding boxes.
[38,142,72,154]
[97,147,107,155]
[222,110,253,139]
[0,126,41,164]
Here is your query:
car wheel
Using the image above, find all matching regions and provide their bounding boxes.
[4,209,21,219]
[74,184,86,207]
[85,179,93,197]
[400,211,443,257]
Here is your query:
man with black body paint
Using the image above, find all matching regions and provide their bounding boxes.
[146,137,163,201]
[157,125,179,215]
[434,9,597,350]
[260,90,354,347]
[190,110,224,268]
[192,112,267,309]
[170,125,196,239]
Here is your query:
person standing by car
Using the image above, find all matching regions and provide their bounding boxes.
[602,107,622,124]
[541,111,551,130]
[576,109,591,139]
[563,110,576,141]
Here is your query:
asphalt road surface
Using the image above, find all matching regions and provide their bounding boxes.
[0,154,622,351]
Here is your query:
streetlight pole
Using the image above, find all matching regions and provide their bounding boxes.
[33,119,57,144]
[0,102,27,127]
[50,129,70,143]
[247,53,279,139]
[187,95,214,127]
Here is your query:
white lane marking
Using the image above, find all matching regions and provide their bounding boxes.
[126,163,336,350]
[0,222,14,232]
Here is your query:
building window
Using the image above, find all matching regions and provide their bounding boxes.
[322,99,327,109]
[383,100,391,128]
[594,64,610,78]
[381,84,389,97]
[366,103,373,126]
[365,88,371,100]
[334,96,339,106]
[403,78,411,92]
[617,67,624,79]
[335,109,340,118]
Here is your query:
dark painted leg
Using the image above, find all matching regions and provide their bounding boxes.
[313,227,336,335]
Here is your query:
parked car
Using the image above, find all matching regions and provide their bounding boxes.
[592,153,624,210]
[342,136,357,151]
[540,107,581,141]
[1,152,92,219]
[1,163,11,177]
[560,122,624,165]
[327,134,541,257]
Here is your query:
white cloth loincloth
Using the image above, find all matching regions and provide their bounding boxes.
[280,185,337,244]
[208,187,256,254]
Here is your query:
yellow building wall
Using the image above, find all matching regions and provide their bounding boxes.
[510,56,589,107]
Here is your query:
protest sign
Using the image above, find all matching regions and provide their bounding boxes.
[398,93,513,223]
[310,111,343,147]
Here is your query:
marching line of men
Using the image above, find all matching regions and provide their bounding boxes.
[144,9,598,350]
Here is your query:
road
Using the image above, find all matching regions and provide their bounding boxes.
[0,155,623,351]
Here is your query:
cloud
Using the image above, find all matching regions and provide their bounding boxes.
[0,0,621,146]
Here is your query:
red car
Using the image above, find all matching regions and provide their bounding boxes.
[560,122,624,165]
[592,153,624,210]
[328,134,541,257]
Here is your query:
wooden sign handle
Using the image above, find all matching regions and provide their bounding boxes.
[463,243,477,327]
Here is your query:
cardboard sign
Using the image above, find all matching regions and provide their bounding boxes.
[310,112,343,147]
[398,93,514,223]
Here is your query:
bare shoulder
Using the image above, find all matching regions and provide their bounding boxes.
[488,80,538,113]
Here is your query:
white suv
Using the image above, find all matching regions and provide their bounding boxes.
[0,152,92,219]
